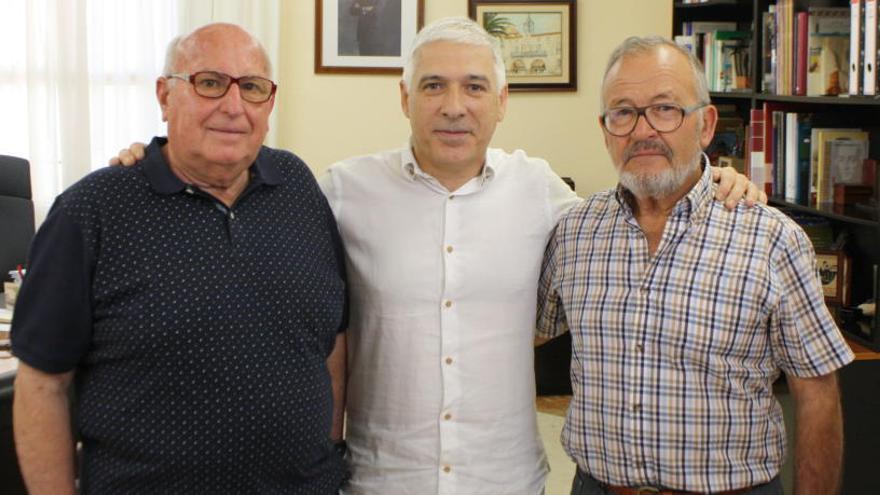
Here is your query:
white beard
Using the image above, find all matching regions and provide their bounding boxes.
[619,147,704,199]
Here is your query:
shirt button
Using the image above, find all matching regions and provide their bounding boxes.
[185,186,194,194]
[229,211,236,220]
[443,413,452,420]
[445,357,453,365]
[635,343,644,353]
[443,465,452,473]
[448,195,455,200]
[633,404,642,412]
[446,245,454,253]
[444,300,453,308]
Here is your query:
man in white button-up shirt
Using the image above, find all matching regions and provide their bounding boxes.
[319,18,760,495]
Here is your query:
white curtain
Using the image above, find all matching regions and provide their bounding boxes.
[0,0,281,224]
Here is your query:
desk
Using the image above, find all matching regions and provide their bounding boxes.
[846,337,880,361]
[840,338,880,493]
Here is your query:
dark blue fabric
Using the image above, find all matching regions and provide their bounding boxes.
[12,137,349,494]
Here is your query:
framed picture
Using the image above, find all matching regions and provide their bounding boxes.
[315,0,425,74]
[816,250,851,306]
[468,0,577,92]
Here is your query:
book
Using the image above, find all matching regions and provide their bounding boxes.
[865,0,878,94]
[807,7,850,96]
[851,0,864,95]
[815,129,869,205]
[795,12,809,96]
[682,21,737,36]
[829,139,870,185]
[715,31,752,91]
[762,9,777,93]
[749,109,765,188]
[810,127,860,205]
[784,113,799,201]
[796,116,813,205]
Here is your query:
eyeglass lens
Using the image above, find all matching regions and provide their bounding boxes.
[192,71,274,103]
[604,105,685,136]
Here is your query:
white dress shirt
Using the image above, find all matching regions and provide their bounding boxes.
[319,146,579,495]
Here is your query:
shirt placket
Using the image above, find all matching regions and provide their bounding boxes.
[624,216,654,482]
[438,190,462,493]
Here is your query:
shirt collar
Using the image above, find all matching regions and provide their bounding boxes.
[141,136,281,195]
[399,144,496,184]
[613,152,714,224]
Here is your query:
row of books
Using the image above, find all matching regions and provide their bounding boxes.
[745,104,875,207]
[762,1,880,96]
[677,22,752,92]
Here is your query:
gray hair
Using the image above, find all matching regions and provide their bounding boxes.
[162,24,273,78]
[401,17,506,95]
[600,35,709,113]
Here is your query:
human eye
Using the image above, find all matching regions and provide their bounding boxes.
[194,72,228,93]
[420,81,444,93]
[608,107,636,120]
[651,104,681,117]
[466,83,488,94]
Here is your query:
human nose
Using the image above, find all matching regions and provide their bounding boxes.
[629,110,657,139]
[217,81,245,115]
[440,87,465,118]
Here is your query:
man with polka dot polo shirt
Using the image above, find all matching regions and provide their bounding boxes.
[11,24,349,494]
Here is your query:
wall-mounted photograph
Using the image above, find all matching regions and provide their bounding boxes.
[315,0,424,74]
[468,0,576,91]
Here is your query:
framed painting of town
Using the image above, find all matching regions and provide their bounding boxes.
[468,0,576,91]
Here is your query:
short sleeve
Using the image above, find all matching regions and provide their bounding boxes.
[10,198,95,373]
[536,224,569,340]
[769,224,854,377]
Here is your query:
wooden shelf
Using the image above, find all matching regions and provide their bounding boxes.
[755,93,880,106]
[768,198,879,227]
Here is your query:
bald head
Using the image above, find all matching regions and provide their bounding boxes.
[163,23,272,78]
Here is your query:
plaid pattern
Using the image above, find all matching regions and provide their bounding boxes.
[537,164,854,493]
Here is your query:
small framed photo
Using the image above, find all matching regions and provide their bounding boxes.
[816,250,851,306]
[315,0,425,74]
[468,0,577,92]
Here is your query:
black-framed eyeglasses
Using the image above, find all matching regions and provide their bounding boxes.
[167,71,277,103]
[600,102,708,137]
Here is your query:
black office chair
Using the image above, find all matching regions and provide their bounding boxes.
[0,154,33,494]
[0,154,35,289]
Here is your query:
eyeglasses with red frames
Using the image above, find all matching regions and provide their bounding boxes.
[166,71,277,103]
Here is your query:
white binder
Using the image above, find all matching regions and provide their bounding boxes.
[865,0,878,94]
[851,0,864,95]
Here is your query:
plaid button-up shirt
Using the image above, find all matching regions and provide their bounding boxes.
[537,164,854,492]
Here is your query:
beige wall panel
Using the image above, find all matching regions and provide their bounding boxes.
[275,1,671,196]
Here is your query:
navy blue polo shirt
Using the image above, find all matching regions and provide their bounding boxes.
[12,137,349,494]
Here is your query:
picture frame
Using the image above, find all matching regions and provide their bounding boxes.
[468,0,577,92]
[816,249,851,306]
[315,0,425,74]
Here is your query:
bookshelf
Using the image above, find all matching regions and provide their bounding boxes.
[674,2,880,492]
[674,0,880,341]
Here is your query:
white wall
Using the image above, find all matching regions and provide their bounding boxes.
[273,0,672,196]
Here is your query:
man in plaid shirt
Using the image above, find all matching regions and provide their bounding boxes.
[537,36,854,495]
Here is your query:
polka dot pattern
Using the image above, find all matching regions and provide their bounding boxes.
[14,138,348,493]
